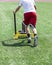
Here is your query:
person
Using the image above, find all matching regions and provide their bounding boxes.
[13,0,38,47]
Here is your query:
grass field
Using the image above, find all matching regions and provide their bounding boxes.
[0,2,52,65]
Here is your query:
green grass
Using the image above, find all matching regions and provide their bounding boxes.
[0,2,52,65]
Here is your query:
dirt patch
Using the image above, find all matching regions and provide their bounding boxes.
[0,0,52,2]
[35,0,52,2]
[0,0,18,2]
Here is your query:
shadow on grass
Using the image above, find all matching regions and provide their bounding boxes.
[1,39,33,47]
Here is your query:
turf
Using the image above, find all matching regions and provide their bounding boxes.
[0,2,52,65]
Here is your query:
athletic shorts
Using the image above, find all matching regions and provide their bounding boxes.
[24,12,37,27]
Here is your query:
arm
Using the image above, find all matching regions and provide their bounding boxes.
[34,5,37,10]
[34,0,37,10]
[13,6,21,14]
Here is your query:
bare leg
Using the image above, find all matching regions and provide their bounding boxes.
[30,24,37,35]
[25,25,31,43]
[22,22,26,32]
[18,22,26,33]
[30,24,38,47]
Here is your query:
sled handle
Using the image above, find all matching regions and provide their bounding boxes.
[14,13,17,34]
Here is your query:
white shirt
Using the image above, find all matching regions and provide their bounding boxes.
[19,0,36,13]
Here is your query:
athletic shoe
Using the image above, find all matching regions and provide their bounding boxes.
[28,37,31,43]
[33,36,38,47]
